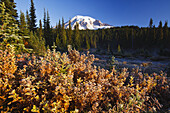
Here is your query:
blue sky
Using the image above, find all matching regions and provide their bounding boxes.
[15,0,170,27]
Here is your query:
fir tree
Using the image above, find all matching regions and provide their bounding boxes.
[0,2,31,53]
[61,17,67,49]
[68,19,72,45]
[149,18,153,28]
[56,34,61,49]
[74,22,80,49]
[19,11,28,35]
[26,10,30,30]
[43,8,47,40]
[153,25,156,41]
[46,10,52,46]
[58,19,61,38]
[0,0,18,20]
[28,31,46,55]
[158,21,163,40]
[163,21,168,40]
[39,19,43,38]
[94,33,97,48]
[29,0,37,32]
[85,35,90,50]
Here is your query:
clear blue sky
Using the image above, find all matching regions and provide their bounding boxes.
[15,0,170,27]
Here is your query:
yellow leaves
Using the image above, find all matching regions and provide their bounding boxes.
[136,84,140,91]
[64,102,70,110]
[31,105,40,113]
[6,43,10,47]
[23,107,30,112]
[77,77,83,84]
[129,76,134,87]
[119,93,122,98]
[25,92,31,96]
[35,95,39,101]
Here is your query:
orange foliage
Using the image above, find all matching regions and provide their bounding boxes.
[0,47,169,112]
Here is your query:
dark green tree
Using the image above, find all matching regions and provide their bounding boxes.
[26,10,30,30]
[19,11,29,35]
[153,25,156,41]
[158,21,163,40]
[38,19,43,38]
[85,32,90,50]
[74,22,80,49]
[149,18,153,28]
[163,21,168,40]
[68,19,72,45]
[58,19,61,38]
[29,0,37,32]
[43,8,47,40]
[46,10,52,46]
[61,17,67,49]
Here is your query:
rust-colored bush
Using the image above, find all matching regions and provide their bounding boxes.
[0,47,169,112]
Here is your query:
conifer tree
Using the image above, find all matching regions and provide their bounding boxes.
[68,19,72,45]
[29,0,37,32]
[149,18,153,28]
[85,32,90,50]
[153,25,156,41]
[46,10,52,46]
[43,8,47,40]
[74,22,80,49]
[158,21,163,40]
[0,2,31,53]
[26,10,30,30]
[94,33,97,48]
[56,34,61,49]
[39,19,43,37]
[46,10,50,32]
[58,19,61,38]
[61,17,67,49]
[0,0,18,20]
[163,21,168,40]
[19,11,28,35]
[28,31,46,55]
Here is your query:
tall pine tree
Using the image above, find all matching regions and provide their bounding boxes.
[74,22,80,49]
[43,8,47,41]
[158,21,163,40]
[26,10,30,30]
[149,18,153,28]
[38,19,43,38]
[68,19,72,45]
[163,21,168,40]
[46,10,52,46]
[61,17,67,49]
[29,0,36,32]
[19,11,29,35]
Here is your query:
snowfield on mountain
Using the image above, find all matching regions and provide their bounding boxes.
[64,15,113,30]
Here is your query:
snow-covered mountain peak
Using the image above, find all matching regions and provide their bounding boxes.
[64,15,113,30]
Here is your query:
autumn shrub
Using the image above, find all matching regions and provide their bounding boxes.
[0,46,169,112]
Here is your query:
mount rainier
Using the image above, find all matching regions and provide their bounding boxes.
[64,15,113,30]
